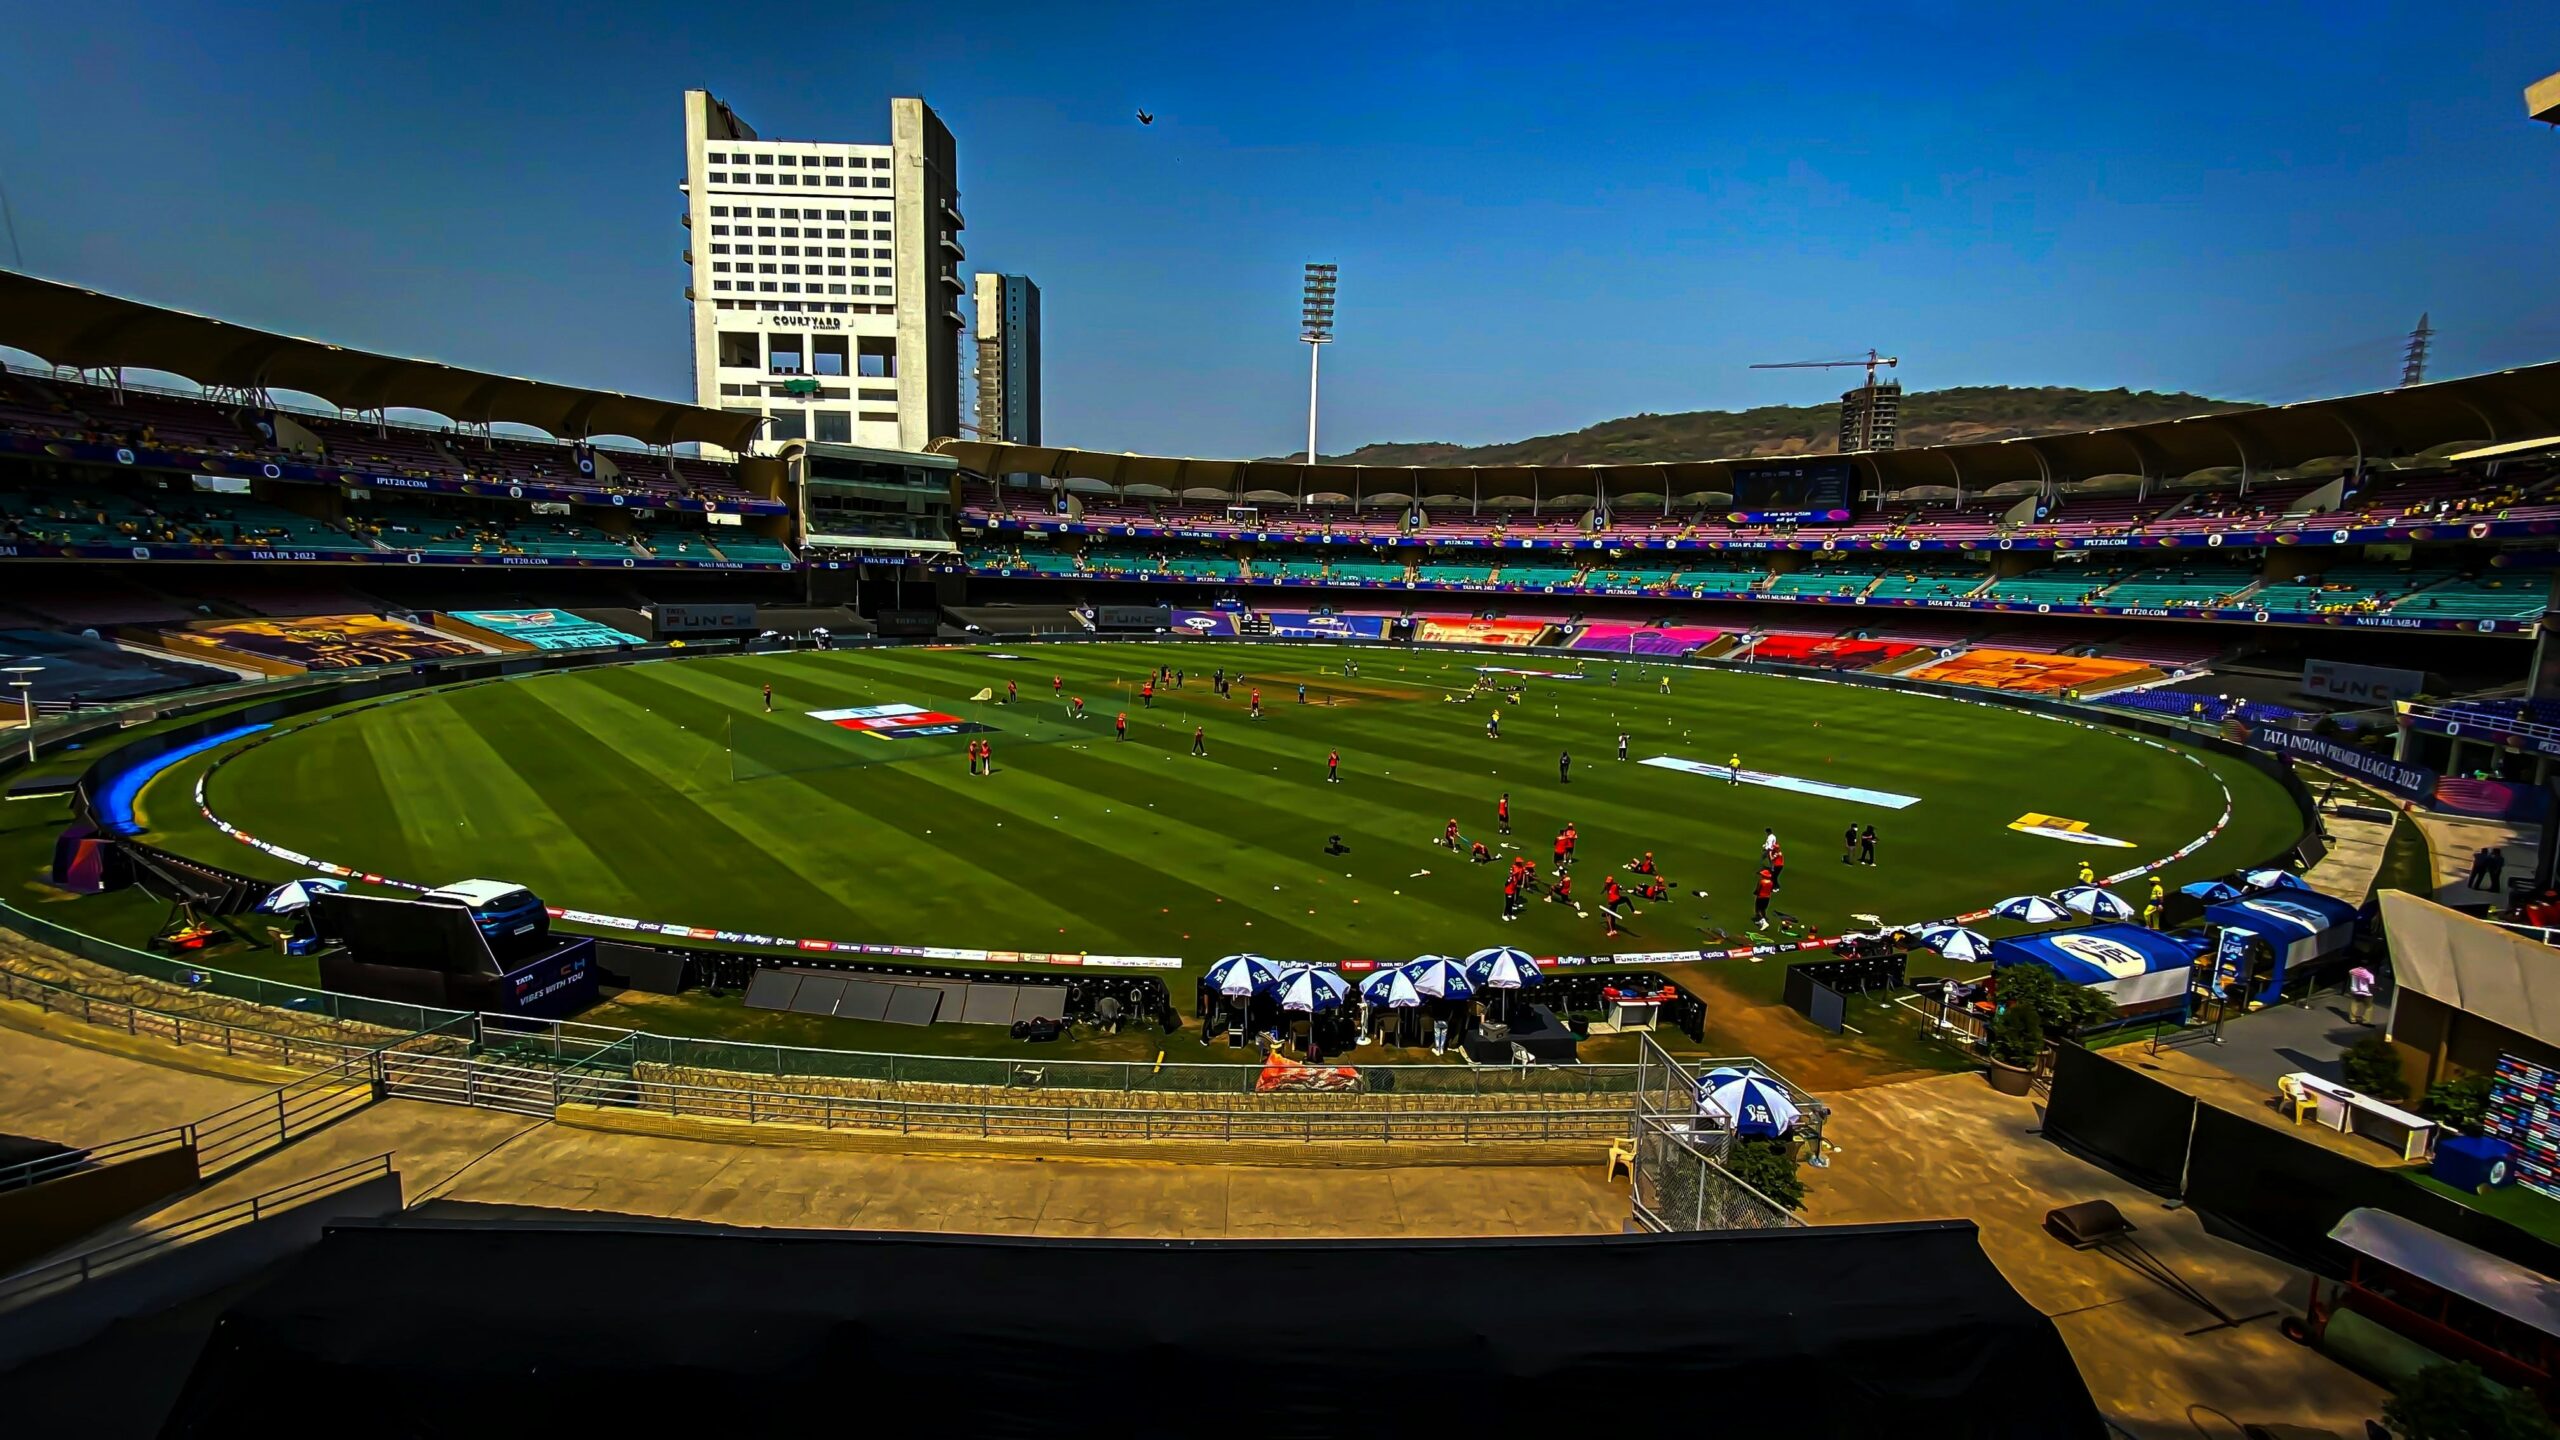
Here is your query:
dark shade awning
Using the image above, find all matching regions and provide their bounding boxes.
[936,358,2560,499]
[0,270,757,452]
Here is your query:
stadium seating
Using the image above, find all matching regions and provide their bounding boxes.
[709,532,798,565]
[1329,559,1411,583]
[1496,564,1584,588]
[0,629,235,705]
[1257,556,1331,580]
[1567,622,1723,656]
[1745,633,1921,670]
[1903,649,2160,696]
[2392,573,2548,621]
[1981,564,2141,605]
[1668,567,1766,596]
[2249,564,2446,615]
[444,609,644,650]
[0,374,763,506]
[1865,566,1991,602]
[2097,566,2256,609]
[2105,689,2312,726]
[1412,561,1497,585]
[1766,568,1880,600]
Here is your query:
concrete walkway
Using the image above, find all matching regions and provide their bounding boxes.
[0,1014,266,1149]
[1809,1070,2383,1438]
[2412,809,2539,907]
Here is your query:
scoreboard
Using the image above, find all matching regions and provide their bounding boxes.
[1729,460,1855,525]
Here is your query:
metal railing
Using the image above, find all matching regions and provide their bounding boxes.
[0,1155,393,1312]
[0,964,392,1074]
[629,1029,1642,1097]
[1625,1034,1805,1233]
[0,897,468,1036]
[187,1051,384,1171]
[0,1126,192,1196]
[568,1070,1629,1144]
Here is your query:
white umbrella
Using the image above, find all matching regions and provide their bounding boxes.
[2243,869,2310,892]
[2056,885,2138,922]
[1205,953,1277,999]
[1272,964,1350,1014]
[1917,925,1995,964]
[1989,895,2070,924]
[1403,955,1477,1001]
[257,877,346,914]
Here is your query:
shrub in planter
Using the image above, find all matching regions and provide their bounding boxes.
[1725,1135,1806,1212]
[1988,993,2045,1069]
[2424,1073,2494,1137]
[1994,964,2114,1042]
[2341,1032,2410,1102]
[2384,1360,2559,1439]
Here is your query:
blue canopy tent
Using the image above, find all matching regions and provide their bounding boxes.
[1990,923,2209,1009]
[2204,889,2362,995]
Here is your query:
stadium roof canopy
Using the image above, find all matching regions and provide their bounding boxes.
[936,359,2560,503]
[0,270,756,452]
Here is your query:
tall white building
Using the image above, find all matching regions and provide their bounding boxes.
[681,90,965,455]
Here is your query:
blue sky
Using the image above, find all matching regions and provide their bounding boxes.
[2,1,2556,456]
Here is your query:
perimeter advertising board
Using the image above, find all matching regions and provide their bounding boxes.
[651,603,759,637]
[2300,659,2426,705]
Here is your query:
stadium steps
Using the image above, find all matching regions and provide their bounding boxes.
[2075,663,2171,698]
[1866,648,1941,676]
[571,607,654,640]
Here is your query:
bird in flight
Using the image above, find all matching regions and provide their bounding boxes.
[1136,109,1155,125]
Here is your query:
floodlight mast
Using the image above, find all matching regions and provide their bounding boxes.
[1301,263,1337,466]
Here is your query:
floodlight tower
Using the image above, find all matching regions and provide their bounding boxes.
[1300,263,1338,464]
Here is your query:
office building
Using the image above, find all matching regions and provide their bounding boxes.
[972,272,1041,445]
[681,90,965,455]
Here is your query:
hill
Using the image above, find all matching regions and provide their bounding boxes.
[1312,386,2252,468]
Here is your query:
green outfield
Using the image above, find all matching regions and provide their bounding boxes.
[127,643,2304,1007]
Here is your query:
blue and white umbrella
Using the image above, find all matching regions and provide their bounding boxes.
[1360,967,1422,1008]
[1205,953,1278,999]
[257,877,346,914]
[2056,885,2138,922]
[1917,925,1995,964]
[2243,869,2310,892]
[1989,895,2070,924]
[1403,956,1476,1002]
[1272,964,1351,1014]
[1698,1073,1803,1138]
[1697,1065,1756,1093]
[1467,946,1542,990]
[2181,879,2245,904]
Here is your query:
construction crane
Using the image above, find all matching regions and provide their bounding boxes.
[1752,350,1904,453]
[1749,350,1899,388]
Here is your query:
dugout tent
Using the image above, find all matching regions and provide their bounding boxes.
[2204,890,2362,969]
[163,1213,2103,1436]
[1991,923,2208,1007]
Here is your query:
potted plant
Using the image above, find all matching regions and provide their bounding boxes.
[1986,989,2044,1095]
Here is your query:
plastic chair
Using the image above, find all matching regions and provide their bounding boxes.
[1604,1137,1636,1184]
[2275,1077,2317,1126]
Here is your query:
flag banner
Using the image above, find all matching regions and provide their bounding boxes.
[808,703,998,740]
